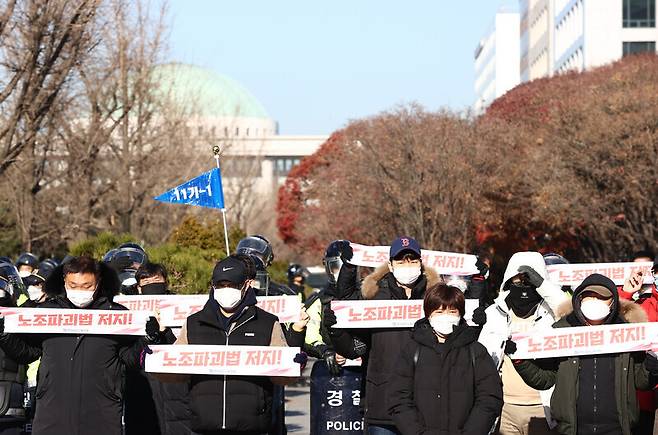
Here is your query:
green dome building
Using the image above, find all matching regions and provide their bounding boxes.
[154,63,278,138]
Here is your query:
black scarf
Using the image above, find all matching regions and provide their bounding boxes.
[506,285,542,318]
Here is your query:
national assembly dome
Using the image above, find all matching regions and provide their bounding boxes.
[154,63,278,138]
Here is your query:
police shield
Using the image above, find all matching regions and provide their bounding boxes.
[310,362,363,434]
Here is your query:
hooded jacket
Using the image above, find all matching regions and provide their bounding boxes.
[514,273,651,435]
[619,283,658,413]
[331,263,442,426]
[0,263,147,435]
[477,252,567,424]
[388,319,502,435]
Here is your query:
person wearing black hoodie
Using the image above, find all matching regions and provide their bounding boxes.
[124,262,193,435]
[0,256,151,435]
[512,273,655,435]
[388,283,502,435]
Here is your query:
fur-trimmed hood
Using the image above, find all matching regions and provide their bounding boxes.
[361,263,442,300]
[555,298,648,324]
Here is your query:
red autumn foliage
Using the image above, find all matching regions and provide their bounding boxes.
[276,131,344,249]
[278,54,658,263]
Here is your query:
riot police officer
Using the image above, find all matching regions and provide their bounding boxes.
[235,235,296,297]
[14,254,38,281]
[103,243,148,295]
[0,263,27,434]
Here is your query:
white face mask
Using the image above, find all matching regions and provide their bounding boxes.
[27,285,43,301]
[392,265,422,285]
[18,270,31,278]
[66,289,94,308]
[213,287,243,311]
[580,298,611,321]
[429,314,460,336]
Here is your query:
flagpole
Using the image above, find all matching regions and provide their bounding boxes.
[213,146,230,256]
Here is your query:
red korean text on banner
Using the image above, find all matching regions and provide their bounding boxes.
[511,322,658,359]
[145,345,301,376]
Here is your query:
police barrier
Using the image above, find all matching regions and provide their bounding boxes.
[310,362,363,434]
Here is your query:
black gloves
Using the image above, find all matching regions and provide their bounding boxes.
[323,305,337,329]
[335,240,353,262]
[475,257,489,277]
[472,306,487,326]
[518,265,544,288]
[294,352,308,371]
[323,349,342,376]
[504,339,517,356]
[145,316,162,344]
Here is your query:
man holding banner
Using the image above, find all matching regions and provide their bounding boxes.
[511,273,657,435]
[153,255,306,435]
[478,251,567,435]
[0,256,152,435]
[326,237,442,435]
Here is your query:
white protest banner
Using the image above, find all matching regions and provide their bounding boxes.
[331,300,423,328]
[257,296,302,324]
[2,308,151,335]
[511,322,658,360]
[114,294,302,326]
[349,243,479,275]
[145,345,301,376]
[546,261,654,287]
[331,299,480,329]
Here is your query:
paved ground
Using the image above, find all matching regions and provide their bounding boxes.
[285,361,313,433]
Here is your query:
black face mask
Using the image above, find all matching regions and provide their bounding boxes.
[140,282,167,295]
[506,284,542,318]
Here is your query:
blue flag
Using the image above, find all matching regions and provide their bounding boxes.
[154,167,225,209]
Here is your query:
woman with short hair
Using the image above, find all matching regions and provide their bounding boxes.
[388,284,503,435]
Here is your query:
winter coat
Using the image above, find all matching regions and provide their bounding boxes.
[619,284,658,413]
[331,264,442,426]
[0,263,147,435]
[388,319,502,435]
[169,291,291,434]
[514,274,652,435]
[477,251,567,423]
[124,328,197,435]
[0,299,26,422]
[149,379,197,435]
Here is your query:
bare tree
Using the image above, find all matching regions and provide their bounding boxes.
[0,0,99,175]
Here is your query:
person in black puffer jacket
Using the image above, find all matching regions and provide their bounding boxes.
[325,237,443,434]
[388,283,502,435]
[0,256,151,435]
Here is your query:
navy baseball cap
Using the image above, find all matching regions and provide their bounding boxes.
[389,236,421,259]
[212,256,250,286]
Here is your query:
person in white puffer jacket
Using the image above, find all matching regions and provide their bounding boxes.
[478,251,568,435]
